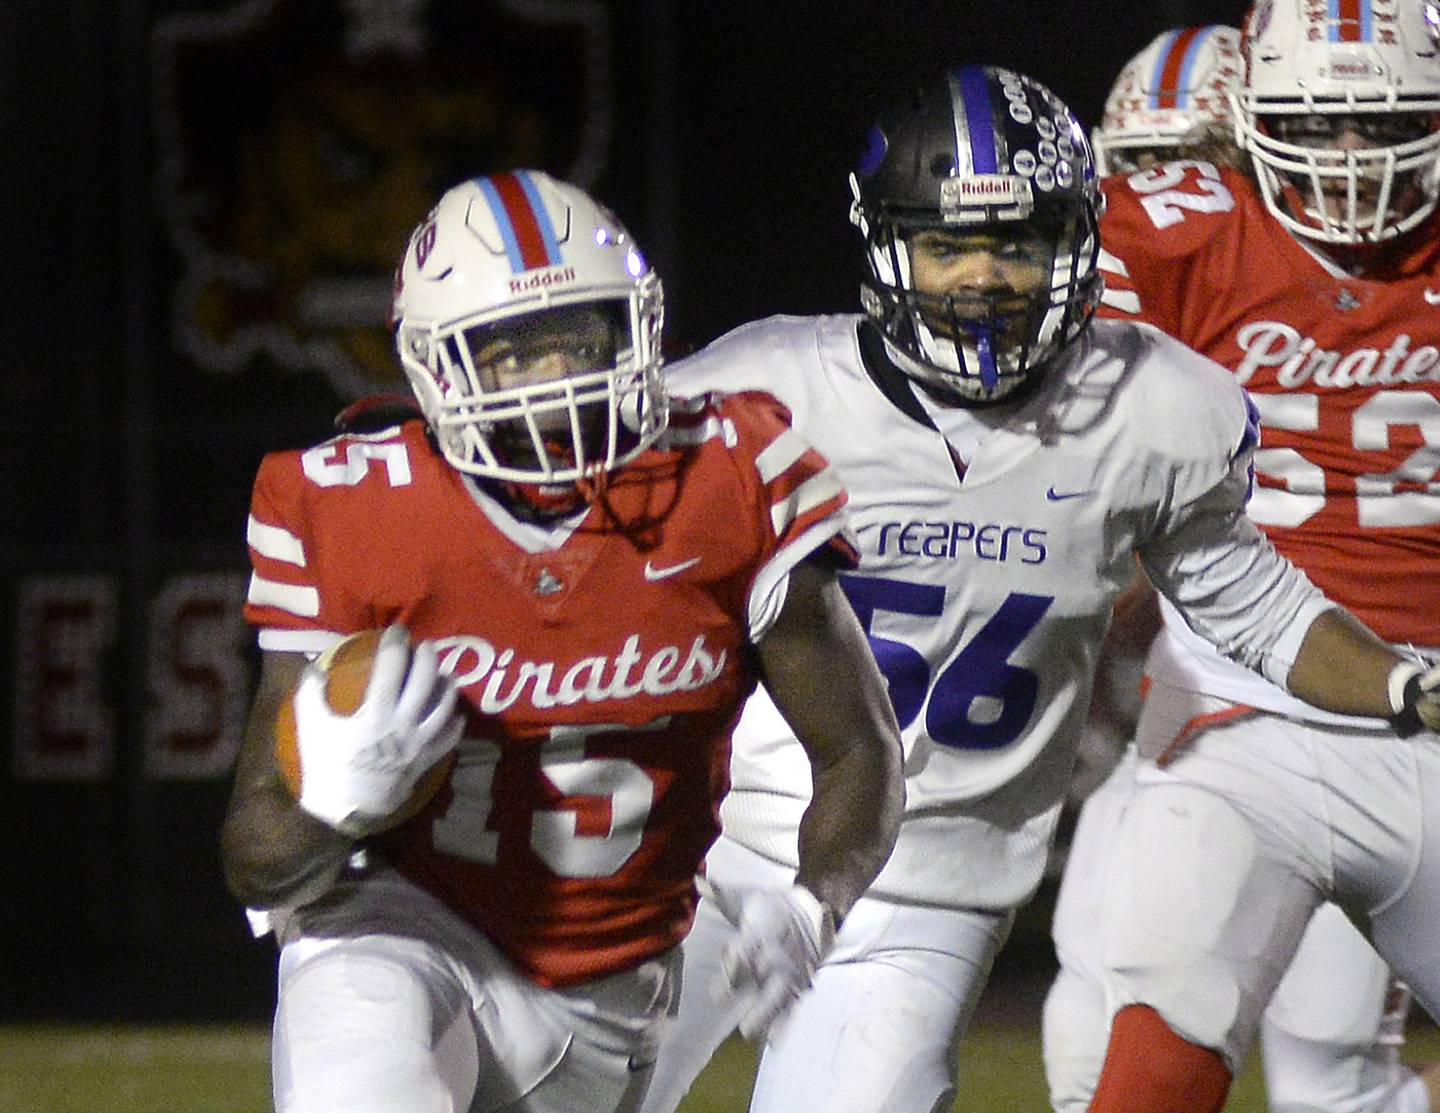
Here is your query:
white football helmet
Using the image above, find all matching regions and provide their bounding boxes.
[1234,0,1440,245]
[392,171,666,485]
[1093,26,1243,176]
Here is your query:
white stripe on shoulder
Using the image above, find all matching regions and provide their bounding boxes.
[257,628,343,655]
[247,572,319,618]
[770,467,844,535]
[1100,288,1142,314]
[247,515,306,566]
[754,427,808,484]
[1097,247,1130,277]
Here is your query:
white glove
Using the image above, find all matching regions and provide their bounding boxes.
[700,877,837,1042]
[1388,659,1440,737]
[292,625,463,836]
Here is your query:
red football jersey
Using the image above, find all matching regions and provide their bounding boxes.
[1099,160,1440,644]
[244,391,854,986]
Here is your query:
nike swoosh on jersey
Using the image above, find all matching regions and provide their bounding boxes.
[643,557,702,581]
[1425,289,1440,305]
[1046,487,1093,501]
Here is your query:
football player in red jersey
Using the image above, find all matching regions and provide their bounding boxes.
[1048,21,1440,1113]
[220,170,905,1113]
[1057,3,1440,1112]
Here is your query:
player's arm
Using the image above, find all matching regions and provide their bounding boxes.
[1143,502,1440,735]
[220,629,464,908]
[711,554,903,1040]
[755,556,904,921]
[220,649,355,909]
[1075,557,1160,795]
[1135,356,1440,733]
[1287,609,1439,732]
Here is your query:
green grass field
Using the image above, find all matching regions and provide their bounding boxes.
[5,1021,1440,1112]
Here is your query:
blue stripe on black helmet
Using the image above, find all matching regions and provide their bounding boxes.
[849,65,1103,404]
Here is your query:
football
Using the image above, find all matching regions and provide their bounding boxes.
[273,629,457,832]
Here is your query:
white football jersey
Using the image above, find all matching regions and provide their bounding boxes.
[668,314,1327,908]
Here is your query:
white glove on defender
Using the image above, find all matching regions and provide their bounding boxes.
[701,877,837,1041]
[1388,659,1440,736]
[293,625,463,836]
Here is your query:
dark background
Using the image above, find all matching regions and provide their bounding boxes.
[4,0,1248,1022]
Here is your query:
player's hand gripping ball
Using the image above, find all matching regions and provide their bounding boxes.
[274,626,463,837]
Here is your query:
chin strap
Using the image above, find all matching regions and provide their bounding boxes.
[574,465,610,506]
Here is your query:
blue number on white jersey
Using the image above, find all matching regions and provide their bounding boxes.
[840,574,1052,750]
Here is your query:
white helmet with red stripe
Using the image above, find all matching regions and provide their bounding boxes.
[1234,0,1440,245]
[391,170,666,486]
[1093,25,1243,176]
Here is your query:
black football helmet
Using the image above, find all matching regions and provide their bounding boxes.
[851,65,1103,403]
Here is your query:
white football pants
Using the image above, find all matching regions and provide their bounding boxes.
[1045,684,1440,1113]
[270,867,677,1113]
[639,835,1013,1113]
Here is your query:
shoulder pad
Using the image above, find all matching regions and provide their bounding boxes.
[667,315,833,400]
[1128,324,1251,459]
[1101,161,1247,258]
[333,394,423,434]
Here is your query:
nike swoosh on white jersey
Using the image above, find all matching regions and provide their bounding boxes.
[643,557,702,581]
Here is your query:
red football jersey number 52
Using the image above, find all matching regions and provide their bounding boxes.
[1129,160,1236,229]
[1248,391,1440,528]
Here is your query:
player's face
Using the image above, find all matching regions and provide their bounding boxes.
[907,225,1052,345]
[1268,112,1437,231]
[472,305,617,395]
[469,303,620,470]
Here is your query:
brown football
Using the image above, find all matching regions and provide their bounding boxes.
[273,629,456,832]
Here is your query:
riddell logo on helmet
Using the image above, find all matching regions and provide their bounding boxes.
[941,175,1033,209]
[510,265,577,295]
[1326,59,1371,79]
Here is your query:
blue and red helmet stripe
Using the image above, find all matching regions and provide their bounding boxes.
[1329,0,1371,42]
[1151,26,1210,109]
[476,171,564,274]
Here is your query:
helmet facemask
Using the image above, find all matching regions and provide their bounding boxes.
[1244,108,1440,244]
[857,192,1101,404]
[392,171,668,501]
[399,277,666,487]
